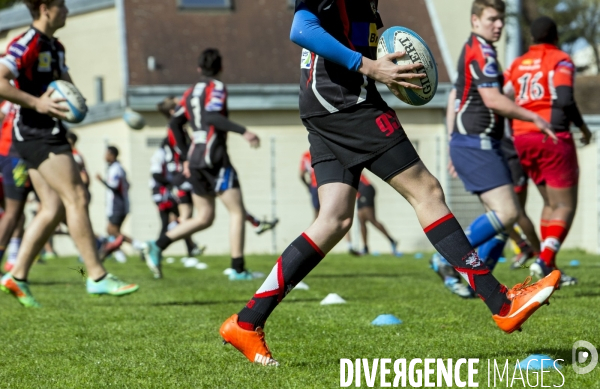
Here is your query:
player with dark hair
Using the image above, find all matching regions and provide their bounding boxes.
[505,16,591,286]
[0,0,138,306]
[143,48,275,280]
[0,100,29,272]
[443,0,557,277]
[218,0,560,366]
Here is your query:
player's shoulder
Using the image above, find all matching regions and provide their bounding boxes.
[5,27,39,54]
[209,78,226,92]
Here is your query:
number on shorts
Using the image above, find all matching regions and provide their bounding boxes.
[376,110,400,137]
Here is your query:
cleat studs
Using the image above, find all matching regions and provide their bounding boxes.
[222,340,228,346]
[517,328,523,332]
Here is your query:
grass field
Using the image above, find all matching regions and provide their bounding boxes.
[0,250,598,388]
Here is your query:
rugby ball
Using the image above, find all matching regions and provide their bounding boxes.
[123,108,146,130]
[48,80,87,123]
[377,27,438,106]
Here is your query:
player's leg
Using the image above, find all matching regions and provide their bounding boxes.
[221,159,357,365]
[0,156,29,268]
[536,184,552,241]
[531,185,578,284]
[5,212,26,272]
[0,198,26,268]
[1,170,64,307]
[144,192,215,278]
[219,187,250,279]
[357,208,369,253]
[376,142,558,332]
[474,185,519,271]
[35,153,138,295]
[363,206,398,254]
[510,185,541,269]
[310,185,320,220]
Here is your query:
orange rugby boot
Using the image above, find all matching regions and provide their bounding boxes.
[493,270,561,334]
[220,314,279,366]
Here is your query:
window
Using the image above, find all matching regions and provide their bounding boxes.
[179,0,232,9]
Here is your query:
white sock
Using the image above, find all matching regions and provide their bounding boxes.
[132,239,145,251]
[7,237,21,264]
[167,221,179,231]
[114,250,127,263]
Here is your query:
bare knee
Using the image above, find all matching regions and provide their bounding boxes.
[317,213,353,237]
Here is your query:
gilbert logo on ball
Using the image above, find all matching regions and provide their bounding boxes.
[48,80,88,123]
[377,26,438,106]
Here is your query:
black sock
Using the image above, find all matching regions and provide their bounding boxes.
[424,214,510,315]
[237,233,325,330]
[156,235,173,251]
[93,273,108,283]
[13,276,27,282]
[231,257,245,273]
[185,239,195,257]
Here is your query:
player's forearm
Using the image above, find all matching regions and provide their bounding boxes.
[169,116,190,160]
[0,78,38,110]
[446,89,457,136]
[152,173,171,186]
[205,112,246,134]
[482,90,536,122]
[290,5,362,72]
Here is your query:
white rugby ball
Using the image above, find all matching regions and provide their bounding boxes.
[377,27,438,106]
[123,108,146,130]
[48,80,87,123]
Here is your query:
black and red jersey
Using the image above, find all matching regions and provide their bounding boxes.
[174,78,231,169]
[296,0,383,118]
[0,27,68,141]
[453,33,504,140]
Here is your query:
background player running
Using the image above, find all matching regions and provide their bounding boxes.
[0,100,30,272]
[504,16,591,286]
[355,174,399,256]
[144,49,272,281]
[0,0,138,307]
[443,0,555,278]
[219,0,560,366]
[95,145,145,262]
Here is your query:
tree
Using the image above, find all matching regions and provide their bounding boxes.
[521,0,600,74]
[0,0,18,10]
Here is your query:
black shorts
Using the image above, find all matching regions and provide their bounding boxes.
[189,165,240,197]
[13,138,72,170]
[303,98,408,168]
[357,183,375,209]
[0,155,31,201]
[108,213,127,228]
[506,155,528,192]
[313,138,420,189]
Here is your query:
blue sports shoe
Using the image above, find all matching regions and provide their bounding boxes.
[87,273,139,296]
[228,270,253,281]
[142,241,162,279]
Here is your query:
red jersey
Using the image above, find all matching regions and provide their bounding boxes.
[0,101,18,157]
[505,44,577,136]
[299,151,317,188]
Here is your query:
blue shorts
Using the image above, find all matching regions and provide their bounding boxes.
[310,185,320,210]
[450,135,512,195]
[0,155,31,201]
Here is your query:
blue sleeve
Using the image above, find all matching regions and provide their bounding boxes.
[290,4,363,72]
